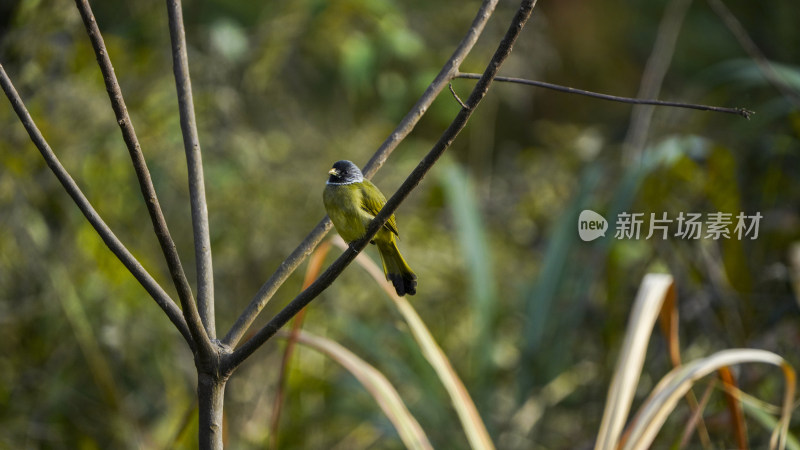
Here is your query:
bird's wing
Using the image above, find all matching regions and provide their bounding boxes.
[360,180,399,236]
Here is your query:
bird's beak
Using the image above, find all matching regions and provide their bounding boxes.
[328,168,339,176]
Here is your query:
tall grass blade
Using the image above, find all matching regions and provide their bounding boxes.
[520,165,601,394]
[595,273,676,450]
[282,329,433,450]
[741,399,800,450]
[622,349,795,450]
[656,275,711,447]
[440,162,495,386]
[335,236,496,450]
[269,240,331,449]
[718,367,749,449]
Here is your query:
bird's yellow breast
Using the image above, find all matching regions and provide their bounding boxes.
[323,183,373,243]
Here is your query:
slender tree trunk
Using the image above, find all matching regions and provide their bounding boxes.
[198,372,227,450]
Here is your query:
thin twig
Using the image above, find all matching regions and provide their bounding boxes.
[706,0,800,107]
[449,82,469,109]
[222,0,501,348]
[623,0,693,161]
[166,0,216,338]
[454,72,752,118]
[74,0,212,355]
[0,63,194,348]
[224,0,539,372]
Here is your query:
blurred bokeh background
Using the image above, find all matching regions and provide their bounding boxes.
[1,0,798,448]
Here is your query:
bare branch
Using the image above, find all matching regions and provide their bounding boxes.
[449,82,469,109]
[74,0,212,355]
[706,0,800,107]
[166,0,216,338]
[0,64,193,348]
[454,72,753,118]
[361,0,498,177]
[222,0,501,348]
[224,0,539,371]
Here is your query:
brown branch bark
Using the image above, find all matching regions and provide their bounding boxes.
[222,0,501,348]
[166,0,216,338]
[0,64,193,347]
[224,0,539,372]
[74,0,213,356]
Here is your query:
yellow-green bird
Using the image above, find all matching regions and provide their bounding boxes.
[323,160,417,296]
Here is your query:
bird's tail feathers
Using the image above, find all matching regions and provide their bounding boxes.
[377,240,417,296]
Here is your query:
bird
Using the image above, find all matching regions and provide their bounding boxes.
[323,160,417,296]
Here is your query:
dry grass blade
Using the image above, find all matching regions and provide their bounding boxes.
[740,396,800,450]
[270,240,332,449]
[656,275,710,447]
[657,281,681,367]
[679,380,714,448]
[622,349,795,450]
[719,366,749,449]
[332,236,495,450]
[595,273,676,450]
[788,243,800,309]
[279,329,433,450]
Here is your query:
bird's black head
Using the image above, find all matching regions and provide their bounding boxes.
[327,160,364,185]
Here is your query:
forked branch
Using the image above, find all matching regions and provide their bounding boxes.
[74,0,212,355]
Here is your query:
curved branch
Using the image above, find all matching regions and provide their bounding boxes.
[225,0,539,371]
[454,72,753,118]
[0,64,194,348]
[74,0,212,355]
[222,0,501,348]
[166,0,216,338]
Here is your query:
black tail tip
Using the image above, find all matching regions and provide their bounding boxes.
[388,273,417,296]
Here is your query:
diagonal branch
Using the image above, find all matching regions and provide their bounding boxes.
[454,72,753,118]
[706,0,800,108]
[222,0,501,348]
[622,0,693,162]
[0,64,194,348]
[74,0,212,355]
[166,0,216,338]
[224,0,539,372]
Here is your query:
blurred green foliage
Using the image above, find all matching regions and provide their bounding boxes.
[1,0,799,448]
